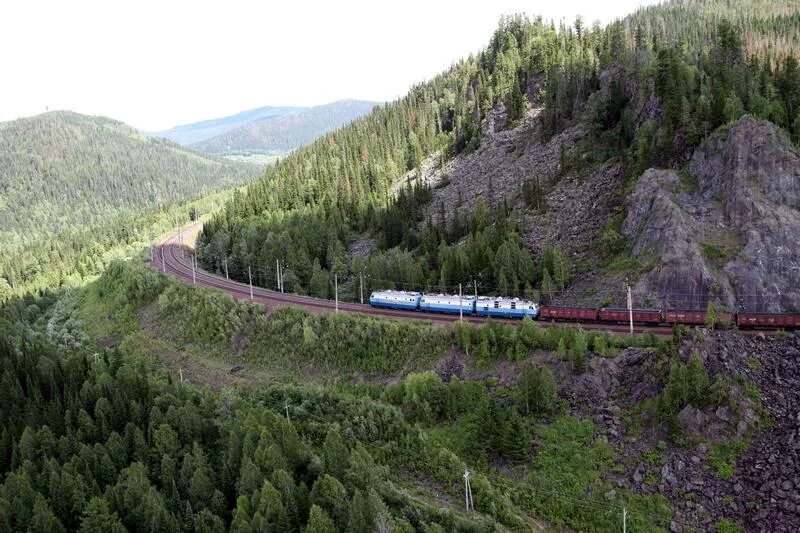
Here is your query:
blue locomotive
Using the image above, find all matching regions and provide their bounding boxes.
[369,290,539,319]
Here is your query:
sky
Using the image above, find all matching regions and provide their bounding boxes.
[0,0,658,131]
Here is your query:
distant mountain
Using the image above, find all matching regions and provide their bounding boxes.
[151,106,302,145]
[190,99,379,156]
[0,111,259,239]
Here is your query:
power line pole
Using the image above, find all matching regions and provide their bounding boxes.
[276,259,280,291]
[463,470,474,512]
[360,273,364,304]
[459,283,463,322]
[192,254,196,285]
[474,279,478,300]
[161,246,166,273]
[224,257,229,279]
[626,283,634,335]
[248,266,253,301]
[335,274,339,313]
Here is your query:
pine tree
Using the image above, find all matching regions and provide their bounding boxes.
[517,362,557,415]
[571,329,588,374]
[306,504,337,533]
[79,497,125,533]
[322,428,350,481]
[309,474,349,530]
[541,267,554,303]
[686,352,710,406]
[347,489,377,533]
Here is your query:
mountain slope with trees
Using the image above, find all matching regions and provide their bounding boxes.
[0,110,256,237]
[198,0,800,312]
[0,111,258,298]
[191,100,379,156]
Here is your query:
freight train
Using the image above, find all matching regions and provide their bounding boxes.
[368,290,800,329]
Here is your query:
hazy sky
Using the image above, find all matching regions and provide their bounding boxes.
[0,0,657,131]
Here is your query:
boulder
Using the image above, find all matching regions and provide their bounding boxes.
[676,405,709,439]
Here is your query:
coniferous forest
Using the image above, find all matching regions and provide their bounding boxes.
[198,0,800,301]
[3,0,800,531]
[0,111,258,299]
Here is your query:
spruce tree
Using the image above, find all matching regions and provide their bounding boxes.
[501,409,530,461]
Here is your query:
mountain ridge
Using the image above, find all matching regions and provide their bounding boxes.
[148,105,303,145]
[190,99,379,156]
[151,99,379,154]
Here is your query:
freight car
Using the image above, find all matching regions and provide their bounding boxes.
[538,306,598,321]
[736,312,800,329]
[664,309,734,326]
[599,308,663,325]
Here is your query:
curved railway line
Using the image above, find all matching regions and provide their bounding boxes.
[151,223,679,337]
[152,223,783,338]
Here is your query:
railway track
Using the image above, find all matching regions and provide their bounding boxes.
[151,222,677,337]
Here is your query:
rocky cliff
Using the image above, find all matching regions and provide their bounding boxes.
[623,116,800,312]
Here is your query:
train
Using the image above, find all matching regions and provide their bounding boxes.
[369,290,539,319]
[368,290,800,330]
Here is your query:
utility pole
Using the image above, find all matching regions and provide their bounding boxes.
[474,279,478,300]
[626,283,634,335]
[459,283,463,322]
[224,257,229,279]
[335,274,339,313]
[192,254,196,285]
[360,273,364,304]
[161,246,166,273]
[276,259,280,291]
[248,266,253,301]
[623,508,627,533]
[463,470,474,512]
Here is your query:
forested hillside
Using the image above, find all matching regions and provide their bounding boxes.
[192,100,379,156]
[0,111,258,298]
[198,0,800,312]
[0,258,681,531]
[0,111,255,236]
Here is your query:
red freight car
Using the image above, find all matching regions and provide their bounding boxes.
[736,313,800,329]
[665,309,707,325]
[665,310,734,327]
[538,306,599,322]
[599,308,663,325]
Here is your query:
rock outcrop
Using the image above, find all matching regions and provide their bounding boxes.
[623,116,800,311]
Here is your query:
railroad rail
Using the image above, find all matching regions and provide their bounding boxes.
[151,223,678,337]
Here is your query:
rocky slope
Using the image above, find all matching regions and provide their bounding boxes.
[401,107,800,312]
[623,117,800,312]
[537,330,800,531]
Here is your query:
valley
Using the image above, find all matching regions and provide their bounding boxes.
[2,0,800,531]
